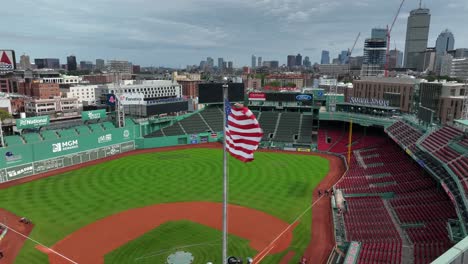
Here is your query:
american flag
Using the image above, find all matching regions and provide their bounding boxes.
[225,99,263,162]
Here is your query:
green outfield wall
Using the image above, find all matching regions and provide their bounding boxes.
[0,124,139,183]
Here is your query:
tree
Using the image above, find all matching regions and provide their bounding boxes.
[0,109,11,121]
[286,82,297,88]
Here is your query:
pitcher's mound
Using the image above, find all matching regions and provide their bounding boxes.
[167,250,194,264]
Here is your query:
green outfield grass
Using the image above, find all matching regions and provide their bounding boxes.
[0,148,329,264]
[105,220,256,264]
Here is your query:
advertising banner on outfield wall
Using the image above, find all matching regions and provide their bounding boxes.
[82,109,107,121]
[16,116,50,129]
[0,124,136,171]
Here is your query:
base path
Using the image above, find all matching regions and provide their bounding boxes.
[42,202,294,264]
[0,209,34,264]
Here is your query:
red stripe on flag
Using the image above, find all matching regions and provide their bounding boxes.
[226,106,263,163]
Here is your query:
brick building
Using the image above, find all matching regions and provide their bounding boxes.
[18,80,60,99]
[352,77,421,113]
[0,78,18,93]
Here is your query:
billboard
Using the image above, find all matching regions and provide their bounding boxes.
[82,109,106,121]
[16,116,50,129]
[198,83,244,104]
[0,50,16,73]
[118,93,145,105]
[144,101,189,116]
[248,92,266,101]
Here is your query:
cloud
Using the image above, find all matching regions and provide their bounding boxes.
[0,0,467,67]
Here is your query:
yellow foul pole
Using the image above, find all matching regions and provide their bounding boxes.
[347,119,353,165]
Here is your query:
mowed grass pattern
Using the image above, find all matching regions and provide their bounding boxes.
[0,148,329,264]
[105,221,256,264]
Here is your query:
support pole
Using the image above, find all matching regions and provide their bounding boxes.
[0,119,4,148]
[222,82,229,264]
[348,119,353,165]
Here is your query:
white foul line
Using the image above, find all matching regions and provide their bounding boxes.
[0,222,78,264]
[254,195,326,263]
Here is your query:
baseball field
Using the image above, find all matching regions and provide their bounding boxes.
[0,146,332,264]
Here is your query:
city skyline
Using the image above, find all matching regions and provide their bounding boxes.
[2,0,468,67]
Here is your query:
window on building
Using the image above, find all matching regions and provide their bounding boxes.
[450,89,455,96]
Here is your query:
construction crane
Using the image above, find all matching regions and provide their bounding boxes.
[385,0,406,77]
[347,32,361,58]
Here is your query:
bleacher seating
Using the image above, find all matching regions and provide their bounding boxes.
[386,121,423,152]
[57,128,78,138]
[4,135,25,146]
[75,125,91,135]
[147,129,164,137]
[178,113,210,134]
[22,133,42,143]
[297,115,313,144]
[88,123,104,132]
[333,134,456,263]
[273,112,301,142]
[420,126,468,196]
[199,106,223,132]
[41,130,59,141]
[102,122,116,130]
[421,126,463,153]
[160,123,185,136]
[343,197,402,264]
[257,112,279,141]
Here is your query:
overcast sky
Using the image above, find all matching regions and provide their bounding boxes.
[2,0,467,68]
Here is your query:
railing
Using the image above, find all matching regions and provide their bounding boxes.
[319,111,395,127]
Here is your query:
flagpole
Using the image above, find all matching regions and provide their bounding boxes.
[222,81,229,264]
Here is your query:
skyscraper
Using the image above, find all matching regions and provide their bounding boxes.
[303,56,311,67]
[80,61,93,71]
[339,50,349,64]
[389,50,404,68]
[34,58,60,69]
[295,54,302,67]
[371,28,387,40]
[19,54,31,70]
[404,7,431,71]
[206,57,214,69]
[95,59,105,71]
[67,55,77,71]
[321,50,330,64]
[435,29,455,74]
[218,58,224,69]
[258,57,262,68]
[435,29,455,55]
[362,39,387,76]
[251,55,256,69]
[228,61,233,69]
[287,55,296,67]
